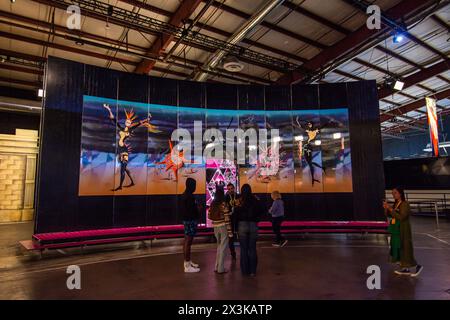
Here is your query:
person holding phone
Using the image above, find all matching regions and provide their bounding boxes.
[383,187,423,277]
[383,197,400,264]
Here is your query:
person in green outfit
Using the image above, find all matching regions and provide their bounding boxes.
[383,187,423,277]
[384,202,401,264]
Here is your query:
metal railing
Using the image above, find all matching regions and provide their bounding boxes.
[385,190,450,230]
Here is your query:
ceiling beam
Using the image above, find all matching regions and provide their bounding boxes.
[0,76,42,88]
[276,0,439,84]
[0,64,42,75]
[374,45,423,69]
[437,75,450,85]
[0,48,46,64]
[190,20,308,63]
[353,58,398,78]
[282,1,350,35]
[119,0,327,52]
[0,13,271,85]
[30,0,293,73]
[0,29,138,67]
[0,10,149,53]
[416,83,437,93]
[431,14,450,32]
[118,0,172,17]
[378,60,449,99]
[205,0,327,49]
[381,98,403,107]
[332,69,364,81]
[117,0,309,63]
[404,31,449,62]
[380,87,450,122]
[134,0,203,74]
[344,0,449,62]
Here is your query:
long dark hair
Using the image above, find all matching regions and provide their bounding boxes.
[212,187,225,205]
[240,184,253,204]
[393,187,406,202]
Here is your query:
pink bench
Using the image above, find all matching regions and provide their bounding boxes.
[25,221,388,251]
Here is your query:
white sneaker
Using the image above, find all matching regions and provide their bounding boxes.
[184,265,200,273]
[189,261,199,268]
[410,265,423,278]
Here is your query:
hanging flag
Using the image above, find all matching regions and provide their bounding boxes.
[426,97,439,157]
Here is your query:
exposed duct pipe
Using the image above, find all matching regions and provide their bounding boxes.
[0,97,42,114]
[193,0,285,82]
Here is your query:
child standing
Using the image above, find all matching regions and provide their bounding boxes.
[269,191,287,247]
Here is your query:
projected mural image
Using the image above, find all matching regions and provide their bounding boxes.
[176,107,206,194]
[267,111,294,193]
[79,96,156,196]
[147,104,180,195]
[79,96,353,196]
[293,108,352,193]
[237,111,267,194]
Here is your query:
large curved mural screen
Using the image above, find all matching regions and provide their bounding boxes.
[79,95,352,196]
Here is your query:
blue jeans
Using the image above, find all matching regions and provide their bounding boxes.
[238,221,258,275]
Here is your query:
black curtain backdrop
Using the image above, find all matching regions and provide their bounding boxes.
[35,57,385,234]
[385,157,450,189]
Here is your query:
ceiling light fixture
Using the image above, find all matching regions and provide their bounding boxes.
[393,80,405,91]
[392,21,407,44]
[393,32,404,44]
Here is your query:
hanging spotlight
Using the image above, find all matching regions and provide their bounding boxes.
[384,76,404,91]
[393,80,405,91]
[393,22,407,44]
[10,0,16,3]
[393,32,404,44]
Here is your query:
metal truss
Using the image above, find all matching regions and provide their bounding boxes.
[46,0,301,72]
[0,55,43,70]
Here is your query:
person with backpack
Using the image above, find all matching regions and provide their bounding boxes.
[208,185,232,274]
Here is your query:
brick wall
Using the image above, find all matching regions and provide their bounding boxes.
[0,129,38,223]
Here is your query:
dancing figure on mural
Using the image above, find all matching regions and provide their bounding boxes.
[156,140,193,181]
[295,117,327,186]
[103,103,160,191]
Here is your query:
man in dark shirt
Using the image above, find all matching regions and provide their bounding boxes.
[225,183,238,260]
[180,178,201,273]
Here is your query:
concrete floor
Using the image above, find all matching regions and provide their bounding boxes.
[0,217,449,300]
